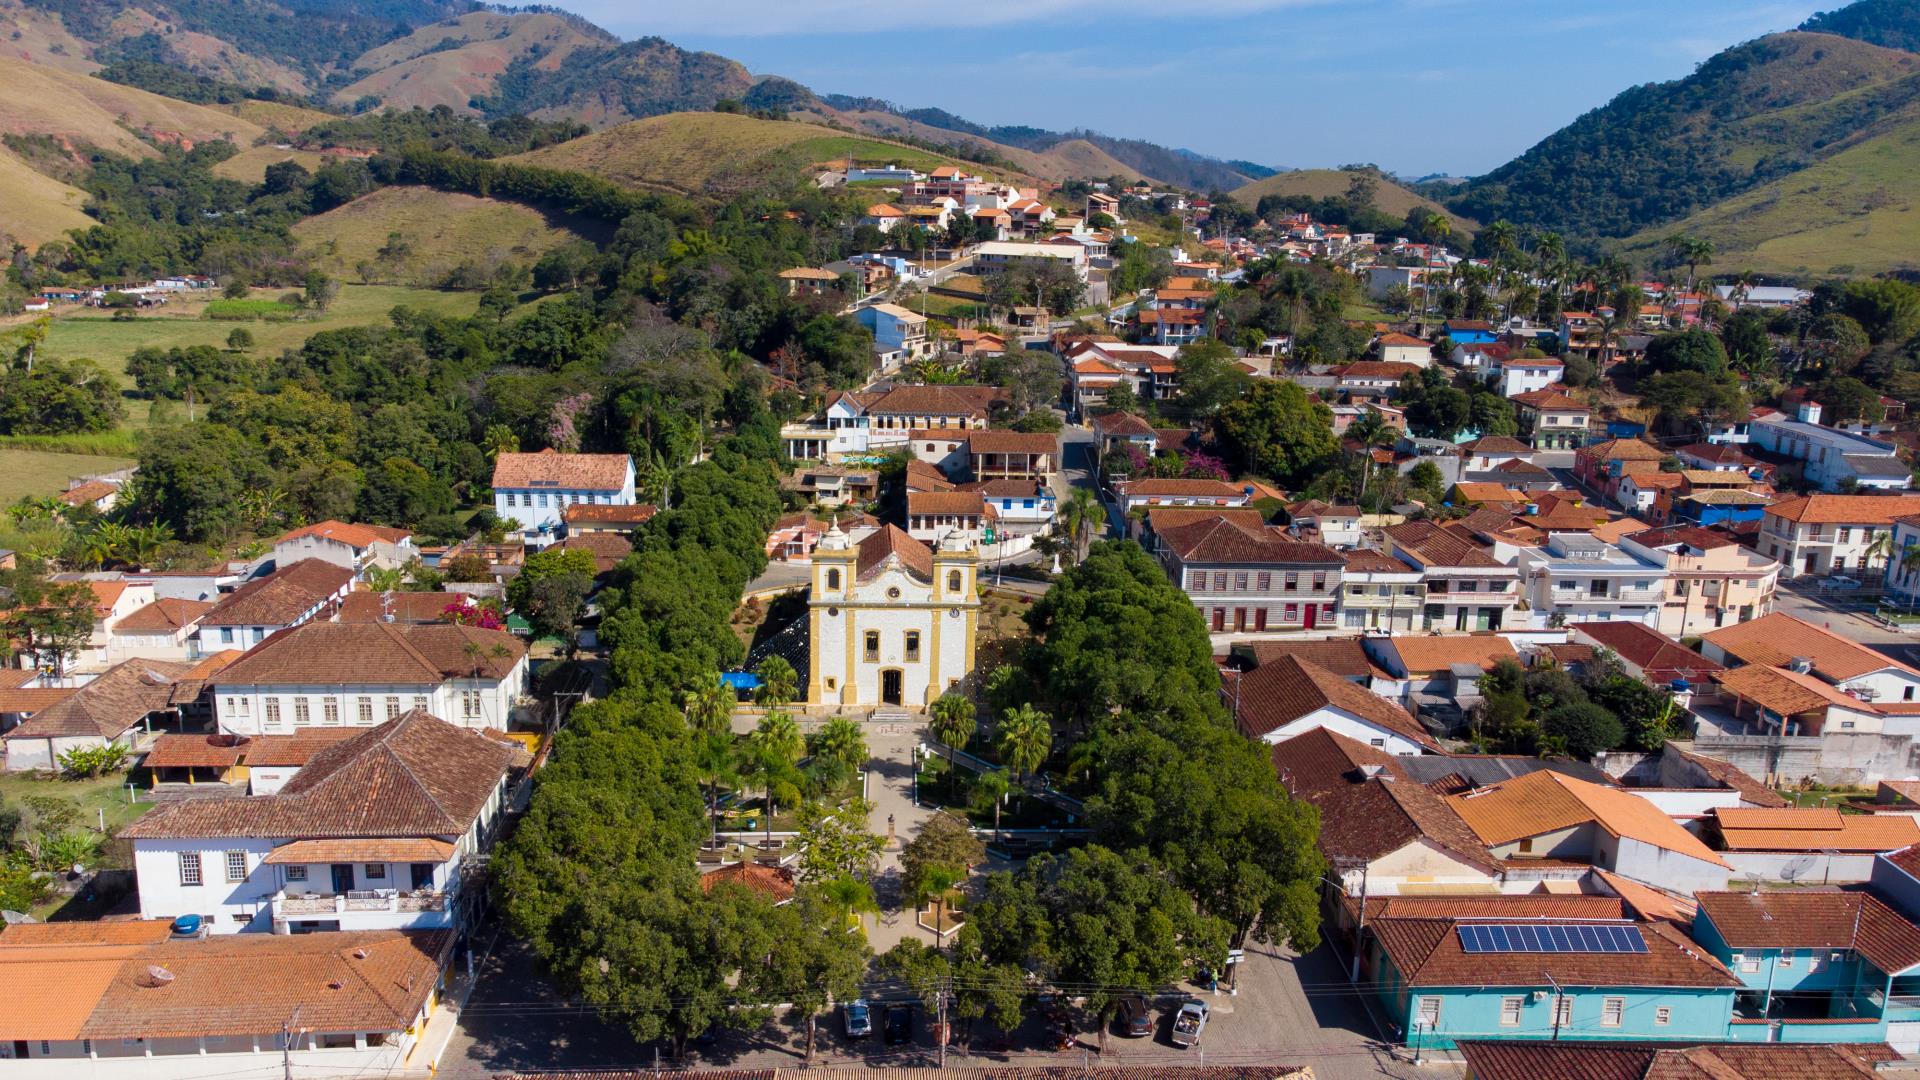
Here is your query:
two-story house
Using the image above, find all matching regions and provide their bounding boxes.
[271,521,416,576]
[1383,521,1521,632]
[1375,332,1433,367]
[1148,510,1345,634]
[122,711,515,934]
[905,490,992,546]
[962,430,1057,482]
[1114,478,1253,512]
[1752,403,1912,493]
[1509,387,1591,451]
[1691,889,1920,1046]
[192,559,354,657]
[961,479,1054,537]
[1496,355,1565,398]
[1759,494,1920,578]
[854,303,934,367]
[1337,548,1425,632]
[1574,437,1668,505]
[491,450,638,540]
[1515,533,1670,630]
[210,621,530,735]
[1228,656,1439,753]
[782,385,1001,461]
[1619,525,1779,635]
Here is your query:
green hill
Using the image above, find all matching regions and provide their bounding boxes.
[1234,168,1461,224]
[1451,31,1920,238]
[1801,0,1920,54]
[505,112,1032,197]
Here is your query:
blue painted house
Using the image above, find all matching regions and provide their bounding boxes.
[1691,890,1920,1048]
[1366,914,1739,1051]
[1672,490,1771,528]
[853,302,930,364]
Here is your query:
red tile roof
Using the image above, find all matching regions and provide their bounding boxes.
[855,525,934,582]
[1456,1041,1897,1080]
[562,503,657,526]
[1703,612,1915,683]
[1234,656,1439,749]
[1372,915,1737,988]
[1696,890,1920,974]
[276,520,411,549]
[1268,728,1496,872]
[121,711,513,839]
[491,450,631,491]
[2,658,195,741]
[110,597,212,634]
[213,621,525,685]
[200,559,352,627]
[1571,622,1724,685]
[1155,515,1344,565]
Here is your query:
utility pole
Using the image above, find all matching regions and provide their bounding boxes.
[936,974,949,1068]
[1546,973,1564,1040]
[281,1005,302,1080]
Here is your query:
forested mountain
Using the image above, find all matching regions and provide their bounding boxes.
[1449,30,1920,239]
[1802,0,1920,53]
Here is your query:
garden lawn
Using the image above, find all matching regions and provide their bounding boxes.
[0,768,154,843]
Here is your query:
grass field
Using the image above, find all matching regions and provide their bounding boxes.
[1232,168,1472,232]
[0,448,137,504]
[203,297,302,320]
[34,285,482,387]
[294,186,597,282]
[0,55,266,159]
[211,100,336,132]
[507,112,1019,195]
[1618,116,1920,278]
[0,143,95,247]
[211,145,331,184]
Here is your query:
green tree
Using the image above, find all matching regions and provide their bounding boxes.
[1214,379,1339,486]
[760,885,871,1062]
[793,797,883,883]
[682,680,734,738]
[899,810,984,922]
[1542,701,1625,759]
[1169,338,1251,421]
[808,715,868,775]
[755,655,798,707]
[929,692,977,781]
[225,327,254,350]
[1645,328,1729,375]
[124,422,273,541]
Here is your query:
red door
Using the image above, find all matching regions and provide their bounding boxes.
[1212,608,1225,632]
[1304,604,1318,630]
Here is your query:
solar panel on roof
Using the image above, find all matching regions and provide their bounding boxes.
[1453,923,1649,954]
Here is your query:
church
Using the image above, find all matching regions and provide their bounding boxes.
[806,521,980,707]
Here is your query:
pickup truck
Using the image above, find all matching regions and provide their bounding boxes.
[1170,999,1208,1049]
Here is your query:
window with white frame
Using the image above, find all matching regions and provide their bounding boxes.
[1601,998,1623,1027]
[284,864,307,882]
[294,698,310,725]
[462,690,482,718]
[385,696,400,720]
[1552,997,1572,1027]
[224,851,247,883]
[179,852,202,886]
[1416,997,1440,1028]
[264,699,280,727]
[323,697,340,725]
[1499,997,1522,1026]
[357,697,373,725]
[1655,1006,1671,1026]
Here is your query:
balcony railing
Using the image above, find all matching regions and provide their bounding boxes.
[1556,588,1665,604]
[274,889,447,917]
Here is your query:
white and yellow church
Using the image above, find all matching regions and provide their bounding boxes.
[805,521,980,707]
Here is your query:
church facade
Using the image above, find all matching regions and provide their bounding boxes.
[806,523,980,707]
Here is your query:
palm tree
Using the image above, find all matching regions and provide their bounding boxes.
[692,731,739,839]
[1664,234,1714,301]
[808,715,868,775]
[996,704,1053,810]
[913,863,965,940]
[751,710,805,764]
[1866,529,1896,573]
[755,656,798,708]
[683,680,734,738]
[1348,407,1395,504]
[1899,544,1920,610]
[821,872,880,934]
[971,769,1011,835]
[1058,487,1101,564]
[928,692,976,798]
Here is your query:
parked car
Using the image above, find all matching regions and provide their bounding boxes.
[843,999,872,1039]
[1822,575,1862,591]
[884,1004,913,1045]
[1116,995,1152,1037]
[1170,999,1208,1049]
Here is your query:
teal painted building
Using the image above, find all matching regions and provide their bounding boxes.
[1366,916,1739,1051]
[1692,890,1920,1048]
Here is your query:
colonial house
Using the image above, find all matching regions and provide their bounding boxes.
[2,658,201,772]
[209,622,530,735]
[1334,361,1423,399]
[491,450,637,540]
[1272,728,1503,900]
[962,430,1057,481]
[1284,500,1363,547]
[1702,612,1920,709]
[562,502,658,537]
[1112,478,1253,512]
[106,598,213,663]
[1368,907,1740,1052]
[1618,525,1779,635]
[1459,436,1533,475]
[1574,438,1667,504]
[1227,655,1439,753]
[1509,387,1591,451]
[1758,494,1920,578]
[122,711,514,935]
[962,479,1054,537]
[805,524,979,708]
[0,923,452,1079]
[1677,441,1763,473]
[23,577,156,674]
[1147,511,1345,634]
[1382,521,1522,632]
[272,521,416,576]
[777,266,838,297]
[337,591,482,625]
[905,490,991,546]
[781,384,1000,460]
[192,559,354,657]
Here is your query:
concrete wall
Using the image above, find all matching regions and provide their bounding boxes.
[1721,850,1878,885]
[1603,834,1732,892]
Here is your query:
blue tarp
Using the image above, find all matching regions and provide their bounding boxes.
[720,672,761,691]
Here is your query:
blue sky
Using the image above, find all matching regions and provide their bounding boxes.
[546,0,1827,178]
